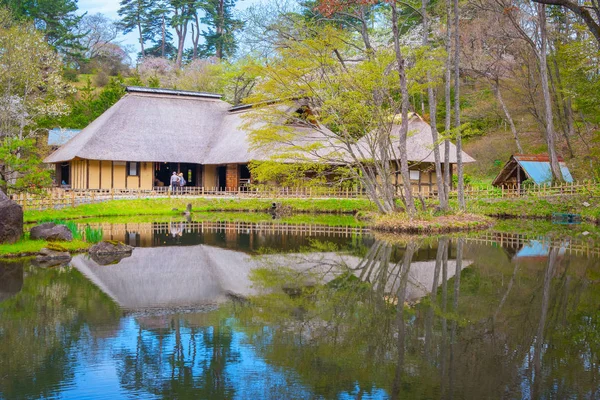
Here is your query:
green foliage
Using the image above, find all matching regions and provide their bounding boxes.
[199,0,244,59]
[0,138,52,193]
[1,0,85,58]
[40,76,126,129]
[84,226,103,243]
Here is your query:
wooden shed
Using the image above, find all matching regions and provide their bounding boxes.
[492,154,574,188]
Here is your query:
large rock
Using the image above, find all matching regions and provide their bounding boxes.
[30,223,73,242]
[89,241,133,265]
[34,247,72,268]
[0,189,23,244]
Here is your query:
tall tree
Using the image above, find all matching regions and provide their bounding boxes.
[118,0,151,57]
[200,0,243,60]
[454,0,466,209]
[532,0,600,45]
[76,13,119,60]
[170,0,194,68]
[147,0,173,58]
[501,0,565,182]
[421,0,447,210]
[0,10,72,191]
[1,0,84,58]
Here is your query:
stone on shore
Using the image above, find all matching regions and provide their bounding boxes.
[30,223,73,242]
[89,241,133,265]
[0,189,23,244]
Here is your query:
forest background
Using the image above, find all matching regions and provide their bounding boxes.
[0,0,598,210]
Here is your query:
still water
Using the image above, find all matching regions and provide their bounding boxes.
[1,219,599,399]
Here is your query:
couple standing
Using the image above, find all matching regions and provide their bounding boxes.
[170,171,186,192]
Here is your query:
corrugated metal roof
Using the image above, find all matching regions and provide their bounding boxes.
[517,160,573,184]
[48,128,81,146]
[492,154,574,186]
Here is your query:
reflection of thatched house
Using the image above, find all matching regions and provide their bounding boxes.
[45,87,475,192]
[72,245,469,309]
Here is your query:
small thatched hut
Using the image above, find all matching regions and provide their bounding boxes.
[492,154,574,188]
[45,87,475,192]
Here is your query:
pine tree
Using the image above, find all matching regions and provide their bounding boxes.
[118,0,151,57]
[199,0,243,59]
[1,0,85,59]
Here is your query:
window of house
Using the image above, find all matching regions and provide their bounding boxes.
[127,162,139,176]
[409,170,420,181]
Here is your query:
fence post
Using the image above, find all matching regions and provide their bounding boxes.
[71,191,75,207]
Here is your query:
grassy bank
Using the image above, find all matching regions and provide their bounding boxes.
[463,195,600,223]
[24,198,376,223]
[0,235,90,258]
[371,212,494,234]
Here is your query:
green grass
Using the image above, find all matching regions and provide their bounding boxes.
[461,195,600,221]
[24,198,375,223]
[0,234,90,257]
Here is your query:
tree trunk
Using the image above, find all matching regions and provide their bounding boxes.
[391,2,416,216]
[453,0,465,210]
[551,54,574,157]
[422,0,447,209]
[174,5,189,68]
[444,0,452,204]
[137,19,145,57]
[216,0,225,59]
[192,11,200,60]
[161,14,166,58]
[537,3,565,182]
[494,79,523,153]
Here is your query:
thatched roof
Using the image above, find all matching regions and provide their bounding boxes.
[354,114,476,164]
[46,87,475,165]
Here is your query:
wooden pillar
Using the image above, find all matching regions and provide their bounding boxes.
[197,164,203,187]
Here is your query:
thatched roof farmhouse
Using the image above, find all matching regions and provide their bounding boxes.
[45,87,474,192]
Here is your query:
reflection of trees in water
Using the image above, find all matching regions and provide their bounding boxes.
[0,263,121,399]
[239,237,600,399]
[115,316,239,399]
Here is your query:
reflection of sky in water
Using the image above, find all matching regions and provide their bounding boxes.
[54,316,327,400]
[515,240,567,259]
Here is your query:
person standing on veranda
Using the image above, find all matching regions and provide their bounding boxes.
[170,171,180,193]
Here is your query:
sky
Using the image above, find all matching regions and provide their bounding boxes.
[77,0,259,59]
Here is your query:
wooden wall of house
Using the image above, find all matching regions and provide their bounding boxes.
[67,159,153,190]
[204,165,217,188]
[394,163,441,195]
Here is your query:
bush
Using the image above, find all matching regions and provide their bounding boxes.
[94,70,110,87]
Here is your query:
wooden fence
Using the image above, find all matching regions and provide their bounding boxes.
[466,231,600,258]
[82,220,370,240]
[9,180,599,211]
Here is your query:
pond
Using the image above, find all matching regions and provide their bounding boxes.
[1,217,599,399]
